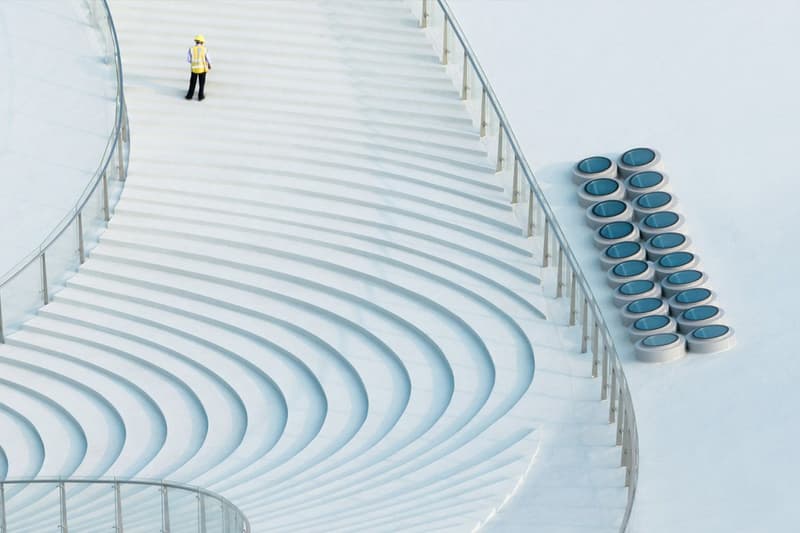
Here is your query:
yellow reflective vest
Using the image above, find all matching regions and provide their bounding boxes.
[190,44,208,73]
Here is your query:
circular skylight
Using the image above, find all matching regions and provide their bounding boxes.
[657,251,694,268]
[635,331,686,362]
[578,156,612,174]
[605,241,641,259]
[584,178,619,196]
[676,288,711,304]
[666,269,703,285]
[643,211,679,229]
[650,232,686,249]
[626,297,663,314]
[619,279,655,295]
[628,171,663,189]
[613,260,648,277]
[592,200,627,217]
[682,305,720,322]
[691,324,730,339]
[614,278,661,307]
[634,315,671,331]
[599,221,634,240]
[642,333,680,347]
[636,191,672,209]
[686,323,735,353]
[621,148,656,167]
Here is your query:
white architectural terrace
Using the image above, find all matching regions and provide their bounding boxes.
[0,1,648,531]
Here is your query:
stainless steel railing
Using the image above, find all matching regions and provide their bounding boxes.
[0,0,129,342]
[0,478,250,533]
[415,1,639,530]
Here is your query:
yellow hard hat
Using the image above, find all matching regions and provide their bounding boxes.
[194,34,205,43]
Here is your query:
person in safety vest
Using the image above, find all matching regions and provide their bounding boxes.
[185,34,212,101]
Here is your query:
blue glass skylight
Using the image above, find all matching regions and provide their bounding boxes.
[626,298,663,314]
[622,148,656,167]
[658,251,693,268]
[636,191,671,209]
[643,211,679,229]
[606,241,641,259]
[584,178,619,196]
[592,200,627,217]
[613,260,648,277]
[599,221,634,239]
[619,279,655,295]
[578,156,612,174]
[642,333,679,346]
[629,171,663,188]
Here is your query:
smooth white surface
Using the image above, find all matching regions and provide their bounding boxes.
[451,0,800,531]
[0,0,116,278]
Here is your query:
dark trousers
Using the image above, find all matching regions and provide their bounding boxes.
[186,72,206,99]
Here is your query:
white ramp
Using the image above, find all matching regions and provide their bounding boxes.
[0,1,626,530]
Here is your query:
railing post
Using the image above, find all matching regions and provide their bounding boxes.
[1,483,6,533]
[103,170,111,222]
[41,253,49,305]
[460,54,468,100]
[511,156,519,204]
[556,245,564,297]
[622,408,631,472]
[421,0,428,28]
[616,388,625,445]
[609,364,618,423]
[542,220,550,267]
[59,481,68,532]
[526,190,534,237]
[161,484,170,533]
[198,491,207,533]
[114,481,123,533]
[495,126,504,172]
[117,138,125,181]
[479,87,487,137]
[569,274,577,325]
[625,425,633,486]
[601,338,609,399]
[580,298,589,352]
[591,319,599,378]
[119,107,128,183]
[77,212,85,264]
[441,16,448,64]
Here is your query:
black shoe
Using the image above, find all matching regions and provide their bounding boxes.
[198,95,205,101]
[185,94,192,100]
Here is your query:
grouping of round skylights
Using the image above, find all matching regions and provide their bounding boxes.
[573,148,735,361]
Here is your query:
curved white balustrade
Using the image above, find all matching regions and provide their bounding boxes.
[0,478,249,532]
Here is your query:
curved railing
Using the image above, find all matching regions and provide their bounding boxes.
[0,478,250,532]
[0,0,129,342]
[414,1,639,529]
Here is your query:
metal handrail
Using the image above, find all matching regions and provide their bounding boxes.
[0,477,251,532]
[0,0,129,342]
[419,1,639,530]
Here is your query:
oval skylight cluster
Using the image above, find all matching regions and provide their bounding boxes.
[574,148,734,360]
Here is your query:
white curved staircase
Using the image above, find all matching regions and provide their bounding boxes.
[0,1,626,531]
